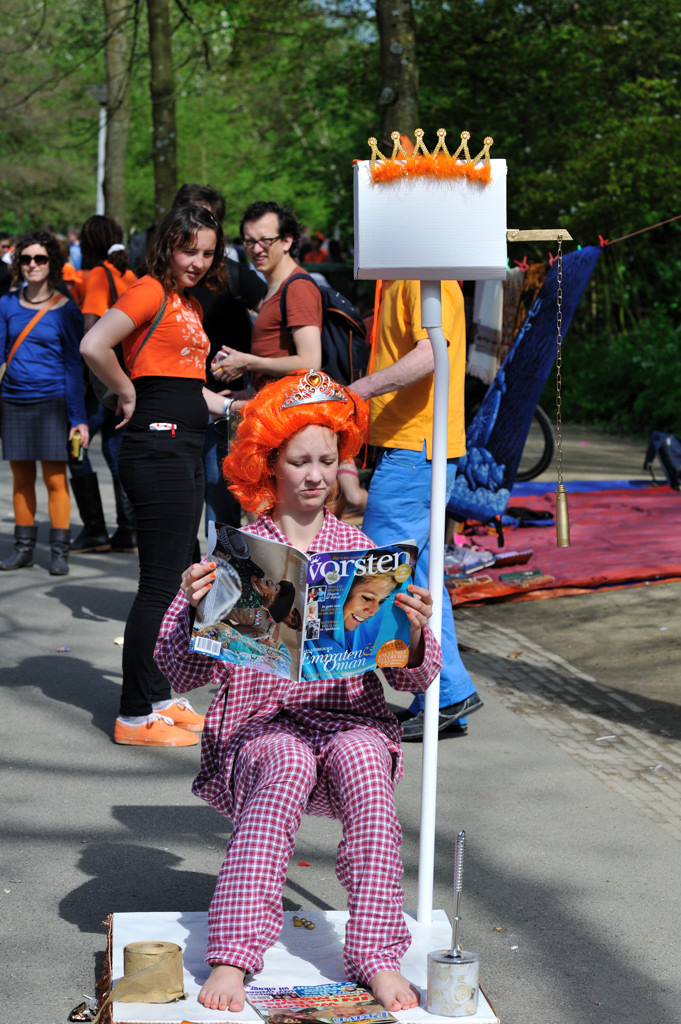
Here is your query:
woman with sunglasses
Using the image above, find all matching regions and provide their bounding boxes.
[0,229,88,575]
[81,204,228,748]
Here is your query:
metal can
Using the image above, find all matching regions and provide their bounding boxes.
[70,430,84,464]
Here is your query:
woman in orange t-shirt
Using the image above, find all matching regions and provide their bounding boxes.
[69,215,139,555]
[81,205,228,748]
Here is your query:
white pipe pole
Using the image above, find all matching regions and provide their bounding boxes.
[416,279,450,923]
[96,102,107,215]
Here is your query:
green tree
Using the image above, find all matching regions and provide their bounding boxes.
[146,0,177,221]
[103,0,130,228]
[412,0,681,324]
[376,0,419,140]
[0,0,106,230]
[3,0,680,342]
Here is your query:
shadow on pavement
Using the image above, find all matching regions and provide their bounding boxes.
[462,646,681,741]
[431,837,672,1020]
[0,655,121,736]
[59,842,217,933]
[44,574,134,624]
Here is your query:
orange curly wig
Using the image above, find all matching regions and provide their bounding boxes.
[223,370,369,514]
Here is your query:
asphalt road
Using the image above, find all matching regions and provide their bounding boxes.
[2,427,680,1024]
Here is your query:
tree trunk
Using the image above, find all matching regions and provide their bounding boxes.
[146,0,177,223]
[102,0,130,230]
[375,0,419,144]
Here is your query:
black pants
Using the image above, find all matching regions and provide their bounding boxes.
[118,428,204,716]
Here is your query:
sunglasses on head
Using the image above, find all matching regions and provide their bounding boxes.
[19,254,49,266]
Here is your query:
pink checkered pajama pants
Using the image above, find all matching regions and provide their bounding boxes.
[205,725,411,983]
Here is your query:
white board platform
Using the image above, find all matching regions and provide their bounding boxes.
[353,159,508,281]
[109,910,499,1024]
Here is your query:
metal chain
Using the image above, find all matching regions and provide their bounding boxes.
[555,234,564,484]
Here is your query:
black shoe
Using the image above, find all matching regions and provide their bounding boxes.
[70,525,111,553]
[397,707,469,736]
[109,525,138,553]
[69,473,111,552]
[0,525,38,570]
[443,721,468,737]
[400,692,483,742]
[49,528,70,576]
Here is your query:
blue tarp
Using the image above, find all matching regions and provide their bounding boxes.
[447,245,602,523]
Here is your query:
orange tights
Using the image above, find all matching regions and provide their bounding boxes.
[10,460,71,529]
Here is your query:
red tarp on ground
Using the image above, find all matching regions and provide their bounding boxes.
[447,485,681,606]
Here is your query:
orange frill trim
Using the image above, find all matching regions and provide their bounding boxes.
[371,154,492,185]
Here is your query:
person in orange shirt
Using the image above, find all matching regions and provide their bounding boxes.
[81,204,229,747]
[61,261,86,303]
[69,215,139,555]
[302,231,329,264]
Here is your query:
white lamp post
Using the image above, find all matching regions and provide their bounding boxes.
[87,84,108,215]
[354,150,508,922]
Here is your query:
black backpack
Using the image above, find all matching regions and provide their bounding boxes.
[279,272,369,385]
[644,431,681,490]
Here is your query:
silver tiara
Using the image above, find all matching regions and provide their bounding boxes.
[281,370,348,409]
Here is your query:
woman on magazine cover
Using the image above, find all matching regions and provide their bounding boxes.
[155,369,442,1016]
[300,556,408,680]
[81,204,228,747]
[325,556,409,649]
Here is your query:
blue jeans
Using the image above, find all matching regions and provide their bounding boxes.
[202,418,241,533]
[70,401,123,479]
[362,445,475,717]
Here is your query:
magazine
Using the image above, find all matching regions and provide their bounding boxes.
[189,522,418,682]
[245,983,398,1024]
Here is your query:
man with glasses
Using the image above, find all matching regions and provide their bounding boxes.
[211,201,322,397]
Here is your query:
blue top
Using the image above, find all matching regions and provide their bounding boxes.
[0,290,87,427]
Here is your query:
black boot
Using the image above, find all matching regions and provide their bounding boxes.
[0,525,38,570]
[110,476,138,553]
[49,528,70,576]
[70,473,111,552]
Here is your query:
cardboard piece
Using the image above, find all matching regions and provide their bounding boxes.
[108,909,499,1023]
[353,160,508,281]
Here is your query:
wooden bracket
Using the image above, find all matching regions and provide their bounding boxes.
[506,228,573,242]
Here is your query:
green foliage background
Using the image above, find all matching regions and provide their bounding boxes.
[1,0,680,435]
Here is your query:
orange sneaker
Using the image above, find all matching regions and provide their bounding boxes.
[113,713,199,747]
[157,697,205,733]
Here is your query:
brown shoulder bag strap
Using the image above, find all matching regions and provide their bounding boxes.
[5,292,62,367]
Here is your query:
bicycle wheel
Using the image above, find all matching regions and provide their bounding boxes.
[515,406,555,481]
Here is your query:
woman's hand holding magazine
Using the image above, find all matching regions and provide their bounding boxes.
[395,584,433,667]
[182,561,218,608]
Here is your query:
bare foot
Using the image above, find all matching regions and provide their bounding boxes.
[369,969,420,1011]
[199,963,246,1012]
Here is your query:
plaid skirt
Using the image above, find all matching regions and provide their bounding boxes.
[1,397,70,461]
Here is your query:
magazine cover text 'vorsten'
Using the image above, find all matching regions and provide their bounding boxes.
[190,523,418,683]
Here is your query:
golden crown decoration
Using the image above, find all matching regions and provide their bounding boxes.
[367,129,494,186]
[281,370,348,409]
